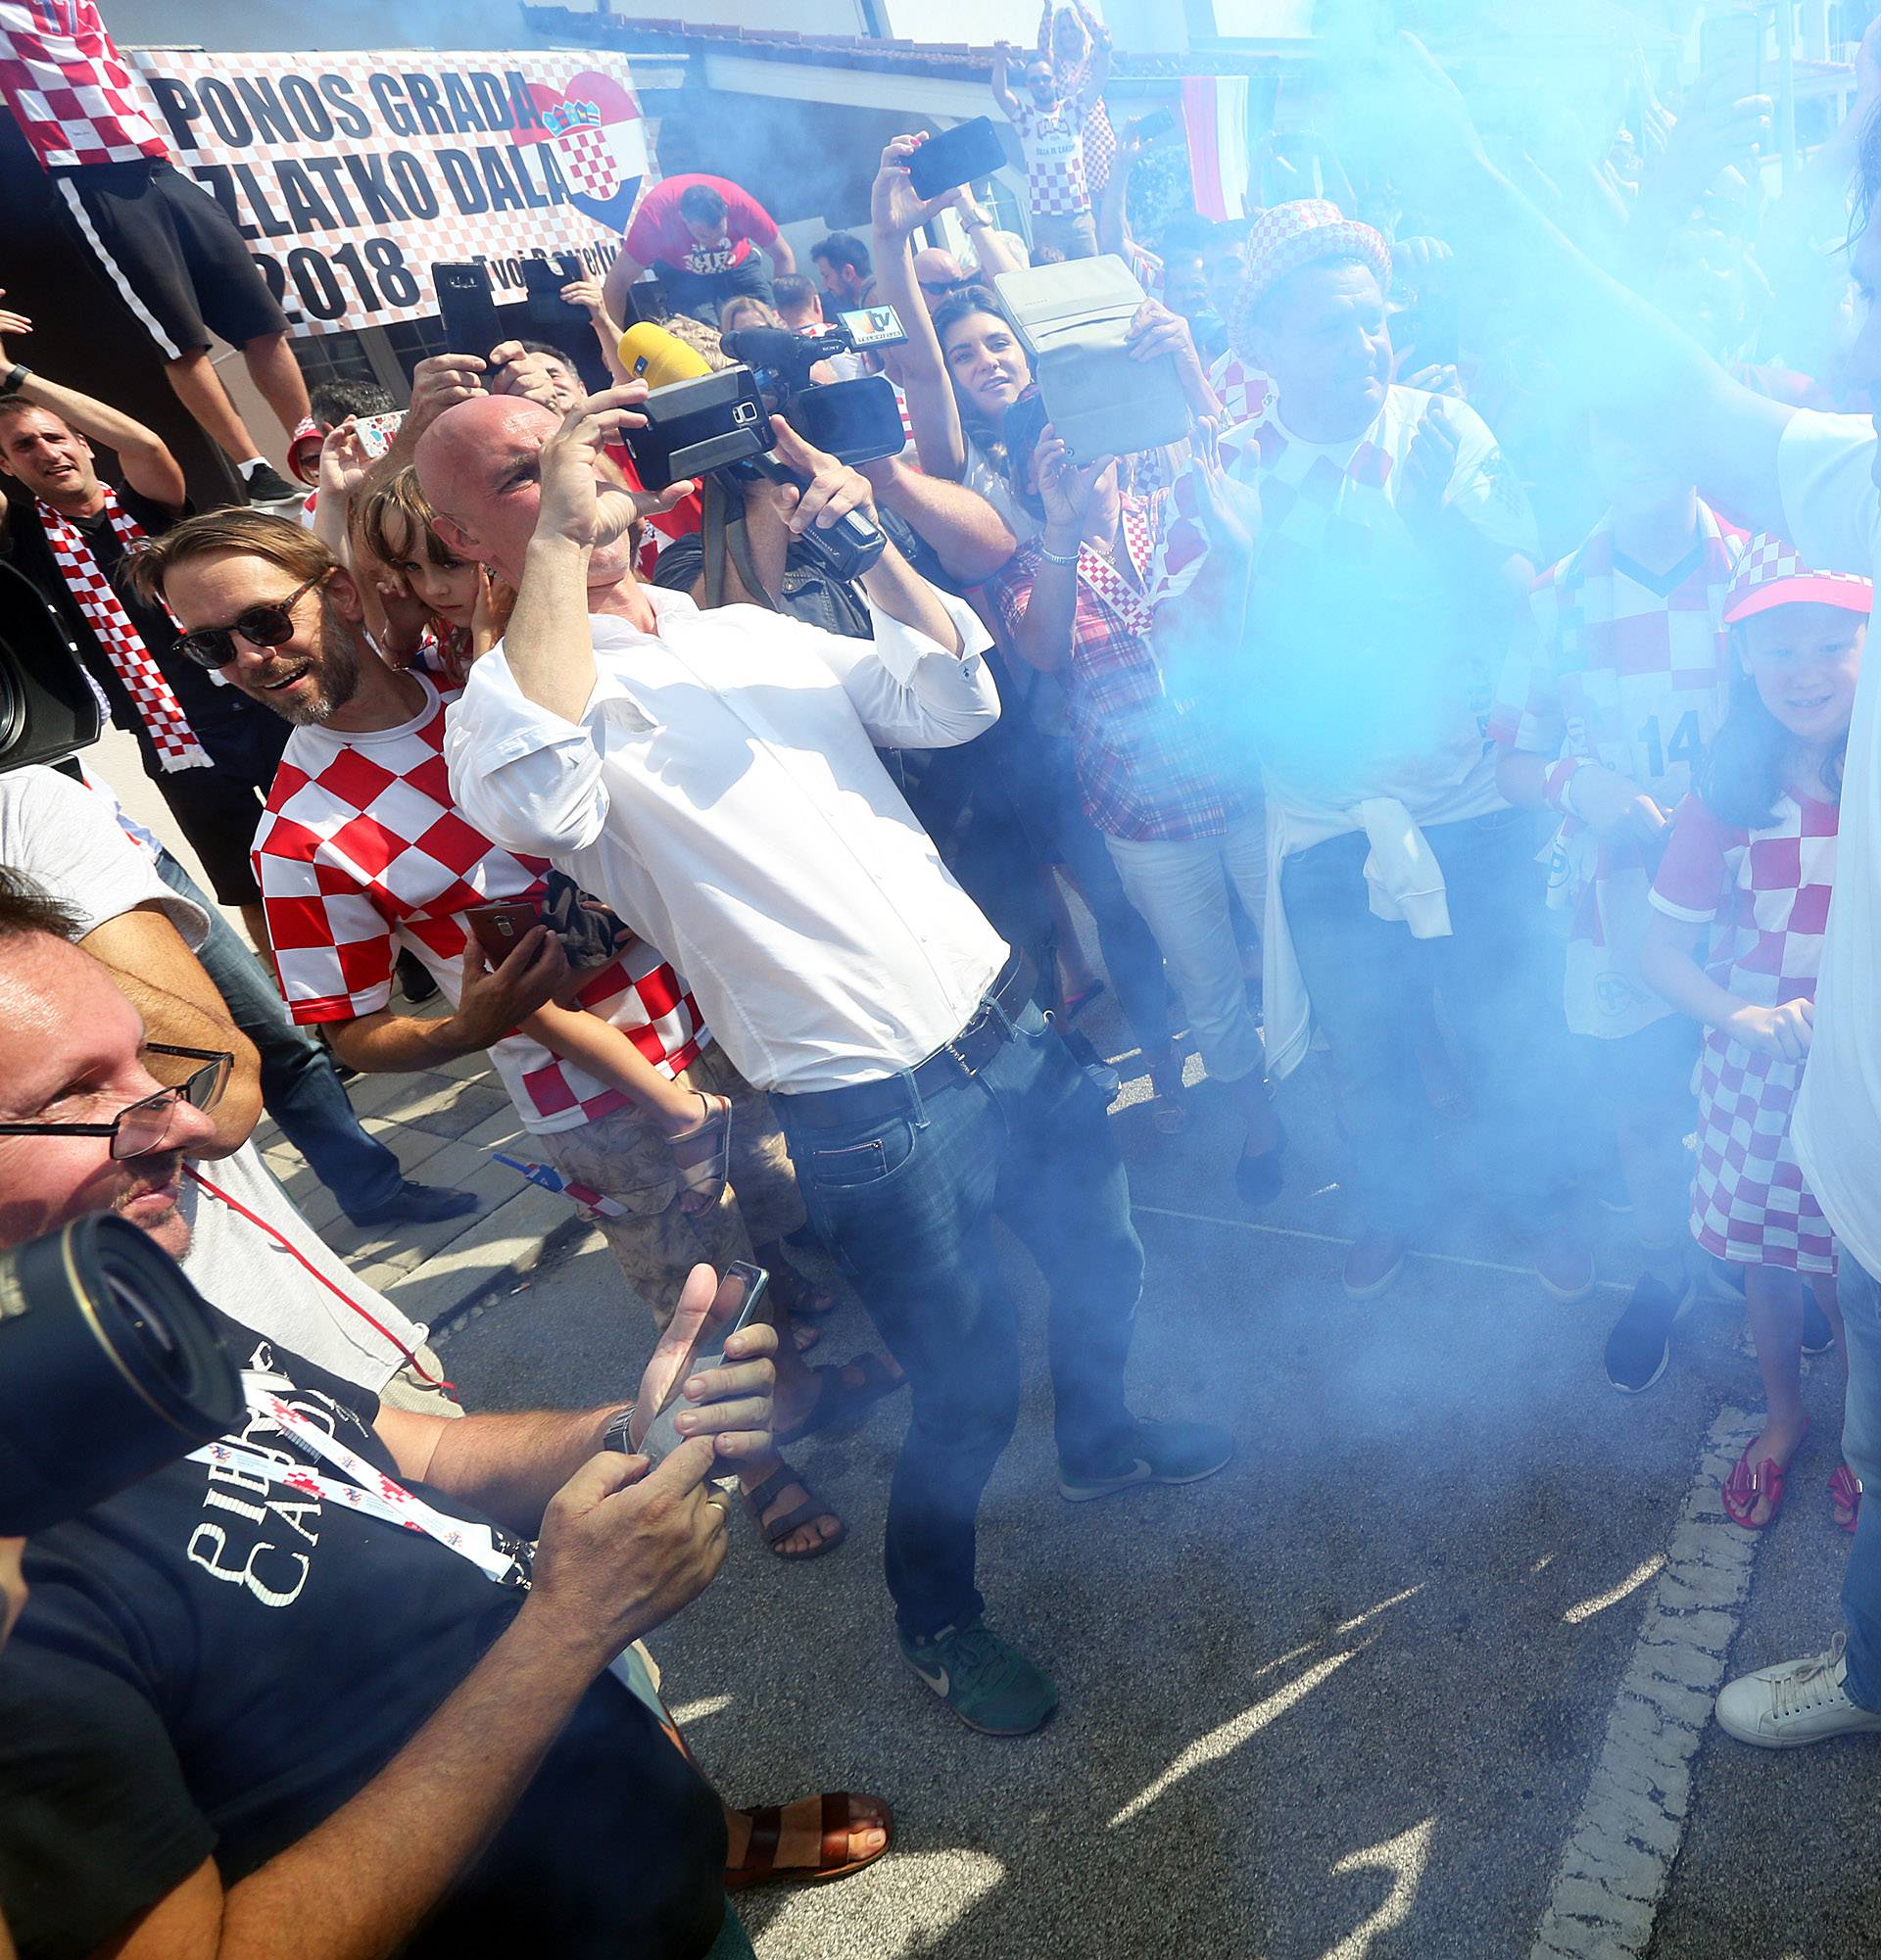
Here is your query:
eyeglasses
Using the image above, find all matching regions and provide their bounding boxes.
[920,279,975,299]
[174,571,330,669]
[0,1045,232,1160]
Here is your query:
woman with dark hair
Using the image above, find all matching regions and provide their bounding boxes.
[1641,538,1871,1533]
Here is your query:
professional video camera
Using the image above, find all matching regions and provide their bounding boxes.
[617,322,900,585]
[0,1214,243,1533]
[0,557,102,775]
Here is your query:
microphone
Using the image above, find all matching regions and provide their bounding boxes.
[617,321,715,390]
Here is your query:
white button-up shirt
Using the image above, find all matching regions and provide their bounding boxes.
[444,584,1009,1094]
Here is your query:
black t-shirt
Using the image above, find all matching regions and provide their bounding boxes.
[0,1319,728,1960]
[0,484,290,786]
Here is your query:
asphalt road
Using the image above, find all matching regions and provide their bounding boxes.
[439,1020,1877,1960]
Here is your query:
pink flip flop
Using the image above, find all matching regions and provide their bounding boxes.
[1830,1463,1863,1535]
[1723,1424,1806,1530]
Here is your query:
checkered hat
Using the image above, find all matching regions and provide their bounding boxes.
[1722,533,1873,625]
[1241,200,1393,315]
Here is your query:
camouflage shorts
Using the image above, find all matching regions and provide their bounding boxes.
[530,1041,806,1329]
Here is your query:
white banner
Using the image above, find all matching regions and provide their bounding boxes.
[125,48,654,337]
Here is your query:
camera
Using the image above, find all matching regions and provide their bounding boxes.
[0,558,102,775]
[0,1214,243,1533]
[719,323,906,466]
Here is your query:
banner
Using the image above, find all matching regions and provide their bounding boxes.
[124,49,653,338]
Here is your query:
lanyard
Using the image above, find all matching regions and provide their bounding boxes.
[188,1385,531,1588]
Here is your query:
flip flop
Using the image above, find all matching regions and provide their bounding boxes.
[767,1256,840,1319]
[741,1461,845,1561]
[1830,1462,1863,1535]
[724,1793,893,1890]
[774,1354,904,1446]
[1722,1423,1805,1529]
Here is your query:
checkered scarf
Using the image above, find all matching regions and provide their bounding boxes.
[35,487,210,772]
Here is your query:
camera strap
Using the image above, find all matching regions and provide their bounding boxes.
[702,475,777,614]
[188,1385,531,1589]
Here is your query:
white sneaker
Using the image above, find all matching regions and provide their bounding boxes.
[1714,1634,1881,1747]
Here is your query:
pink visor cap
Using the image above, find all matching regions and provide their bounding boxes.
[1722,532,1873,625]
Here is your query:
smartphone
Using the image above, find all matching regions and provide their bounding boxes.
[521,252,586,327]
[623,366,770,482]
[432,261,505,359]
[907,116,1009,200]
[837,304,909,352]
[632,1262,770,1463]
[462,900,543,962]
[1700,9,1762,102]
[1130,107,1178,146]
[351,410,403,458]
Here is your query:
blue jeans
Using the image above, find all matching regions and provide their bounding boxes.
[155,850,405,1217]
[776,998,1141,1638]
[1280,806,1561,1234]
[1840,1257,1881,1706]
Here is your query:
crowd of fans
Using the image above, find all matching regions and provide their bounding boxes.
[8,0,1881,1952]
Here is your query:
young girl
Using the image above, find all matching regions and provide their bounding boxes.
[358,466,509,687]
[1642,537,1871,1530]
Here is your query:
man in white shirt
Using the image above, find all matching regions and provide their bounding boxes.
[1392,47,1881,1749]
[413,384,1234,1737]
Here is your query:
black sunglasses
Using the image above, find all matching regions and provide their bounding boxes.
[920,278,975,299]
[174,570,330,669]
[0,1045,232,1161]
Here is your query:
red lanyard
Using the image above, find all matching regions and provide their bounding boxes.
[184,1167,452,1391]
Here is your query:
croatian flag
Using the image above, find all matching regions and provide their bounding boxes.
[511,70,649,234]
[1181,76,1251,222]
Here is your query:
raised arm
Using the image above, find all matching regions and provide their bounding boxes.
[1356,33,1794,532]
[990,42,1024,122]
[956,191,1026,281]
[871,137,972,481]
[602,249,648,327]
[0,315,184,508]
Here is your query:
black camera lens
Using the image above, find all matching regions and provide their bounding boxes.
[0,1215,243,1533]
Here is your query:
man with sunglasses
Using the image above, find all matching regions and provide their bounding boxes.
[0,363,292,952]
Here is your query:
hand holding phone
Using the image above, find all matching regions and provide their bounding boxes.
[432,261,505,360]
[632,1263,771,1463]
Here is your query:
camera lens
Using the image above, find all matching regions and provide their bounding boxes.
[0,1215,243,1533]
[0,649,24,759]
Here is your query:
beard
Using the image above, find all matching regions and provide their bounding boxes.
[251,604,365,725]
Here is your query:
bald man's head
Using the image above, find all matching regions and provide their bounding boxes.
[912,248,969,314]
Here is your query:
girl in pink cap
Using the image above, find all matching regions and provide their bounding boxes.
[1641,536,1871,1530]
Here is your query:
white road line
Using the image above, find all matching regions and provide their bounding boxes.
[1527,1404,1763,1960]
[1131,1203,1633,1291]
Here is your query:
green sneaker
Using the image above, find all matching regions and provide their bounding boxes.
[897,1619,1058,1735]
[1058,1417,1234,1504]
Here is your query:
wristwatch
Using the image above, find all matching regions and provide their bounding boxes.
[0,365,30,398]
[600,1404,638,1453]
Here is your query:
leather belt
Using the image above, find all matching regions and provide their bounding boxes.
[778,954,1037,1130]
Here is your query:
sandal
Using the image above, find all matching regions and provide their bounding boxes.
[742,1462,845,1561]
[791,1319,823,1355]
[767,1255,840,1320]
[1059,979,1108,1023]
[1723,1424,1805,1529]
[724,1792,892,1890]
[774,1353,904,1445]
[1830,1462,1863,1535]
[667,1093,733,1215]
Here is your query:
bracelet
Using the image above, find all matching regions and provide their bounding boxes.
[0,364,29,398]
[1038,545,1081,567]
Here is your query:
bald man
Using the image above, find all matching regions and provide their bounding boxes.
[419,384,1231,1739]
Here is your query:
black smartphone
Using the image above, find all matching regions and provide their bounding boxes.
[632,1262,770,1463]
[1130,107,1178,146]
[907,116,1009,200]
[623,366,770,483]
[837,304,909,351]
[521,252,586,327]
[431,261,504,359]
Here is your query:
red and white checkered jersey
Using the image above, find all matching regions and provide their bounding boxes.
[1008,96,1091,216]
[0,0,169,169]
[1650,789,1838,1012]
[253,676,706,1134]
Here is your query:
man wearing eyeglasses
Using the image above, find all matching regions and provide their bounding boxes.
[0,884,802,1960]
[0,364,292,952]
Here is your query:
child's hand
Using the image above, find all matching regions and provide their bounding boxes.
[1728,998,1813,1063]
[1569,765,1669,844]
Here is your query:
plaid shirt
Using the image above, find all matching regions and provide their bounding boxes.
[0,0,168,169]
[992,488,1244,842]
[253,676,705,1134]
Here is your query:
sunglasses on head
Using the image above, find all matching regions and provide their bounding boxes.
[174,570,330,669]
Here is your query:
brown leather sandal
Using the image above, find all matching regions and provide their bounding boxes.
[723,1792,893,1889]
[741,1462,845,1561]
